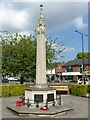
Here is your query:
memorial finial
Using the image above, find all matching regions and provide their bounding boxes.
[37,4,45,34]
[40,4,43,8]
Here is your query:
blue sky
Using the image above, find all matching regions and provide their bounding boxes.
[0,1,89,63]
[45,2,88,62]
[48,19,88,62]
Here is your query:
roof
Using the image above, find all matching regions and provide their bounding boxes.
[63,58,90,66]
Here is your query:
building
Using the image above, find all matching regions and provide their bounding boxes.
[55,62,65,81]
[55,58,90,81]
[46,68,55,82]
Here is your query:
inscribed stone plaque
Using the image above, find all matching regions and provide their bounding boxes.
[34,94,43,102]
[47,93,54,102]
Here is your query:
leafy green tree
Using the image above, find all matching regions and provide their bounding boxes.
[2,31,36,78]
[46,37,65,69]
[1,31,65,78]
[75,52,90,59]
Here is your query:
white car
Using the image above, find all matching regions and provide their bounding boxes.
[77,78,89,84]
[77,78,83,84]
[13,76,20,81]
[7,76,20,81]
[7,77,14,81]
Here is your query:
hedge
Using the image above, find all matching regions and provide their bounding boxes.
[70,84,90,97]
[1,84,90,97]
[0,84,26,97]
[87,85,90,93]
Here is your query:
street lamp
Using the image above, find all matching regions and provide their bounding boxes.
[59,66,60,81]
[75,30,88,84]
[75,30,88,71]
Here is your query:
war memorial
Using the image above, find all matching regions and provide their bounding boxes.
[7,5,73,117]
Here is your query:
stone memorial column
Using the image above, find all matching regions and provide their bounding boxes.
[35,5,48,88]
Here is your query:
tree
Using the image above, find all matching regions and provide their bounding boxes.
[2,31,36,78]
[75,52,90,59]
[1,31,65,78]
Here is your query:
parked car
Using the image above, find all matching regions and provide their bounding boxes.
[14,76,20,81]
[2,77,9,83]
[7,76,20,81]
[77,78,89,84]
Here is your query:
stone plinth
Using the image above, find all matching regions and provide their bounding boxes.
[7,102,73,117]
[25,87,56,106]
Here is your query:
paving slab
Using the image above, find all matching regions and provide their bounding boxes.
[2,95,88,118]
[7,102,73,117]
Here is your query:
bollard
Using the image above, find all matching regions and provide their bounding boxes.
[58,95,61,105]
[52,100,55,107]
[22,96,25,105]
[36,98,39,108]
[45,99,48,107]
[27,98,30,108]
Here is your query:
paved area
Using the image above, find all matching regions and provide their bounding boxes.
[0,98,2,120]
[1,95,88,118]
[7,102,73,117]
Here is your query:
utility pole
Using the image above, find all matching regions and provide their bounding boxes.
[75,30,88,84]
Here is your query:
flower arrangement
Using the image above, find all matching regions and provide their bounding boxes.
[15,101,24,106]
[40,105,49,110]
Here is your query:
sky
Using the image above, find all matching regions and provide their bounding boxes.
[0,0,89,63]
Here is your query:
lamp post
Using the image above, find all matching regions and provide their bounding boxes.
[75,30,88,84]
[59,66,60,81]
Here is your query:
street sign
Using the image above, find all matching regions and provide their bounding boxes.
[82,71,88,76]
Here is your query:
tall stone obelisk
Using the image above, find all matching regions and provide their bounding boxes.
[35,4,48,88]
[25,5,56,105]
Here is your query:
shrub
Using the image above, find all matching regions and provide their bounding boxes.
[69,79,77,83]
[87,85,90,93]
[70,84,88,97]
[1,84,26,97]
[0,85,1,97]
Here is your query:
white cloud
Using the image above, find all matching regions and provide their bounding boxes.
[51,42,75,53]
[44,2,88,32]
[51,43,59,49]
[73,16,87,30]
[18,31,34,36]
[63,46,75,52]
[0,3,30,31]
[12,11,29,29]
[0,2,88,33]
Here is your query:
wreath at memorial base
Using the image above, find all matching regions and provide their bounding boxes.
[15,101,24,106]
[40,106,49,110]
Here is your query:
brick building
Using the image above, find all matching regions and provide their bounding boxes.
[55,58,90,81]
